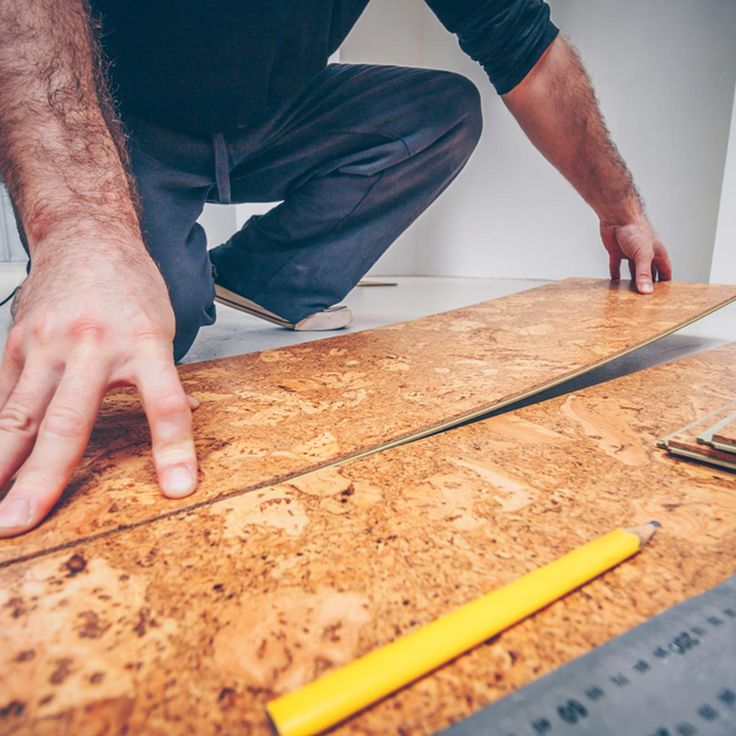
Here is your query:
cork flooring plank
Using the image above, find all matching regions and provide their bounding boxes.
[694,403,736,449]
[711,415,736,452]
[666,438,736,471]
[664,436,736,471]
[658,401,736,471]
[1,343,735,735]
[696,405,736,452]
[1,278,735,568]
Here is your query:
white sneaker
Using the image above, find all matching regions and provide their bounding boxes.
[214,284,352,331]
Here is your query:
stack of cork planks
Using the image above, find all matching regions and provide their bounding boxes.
[659,401,736,471]
[712,413,736,451]
[1,340,735,734]
[2,278,734,571]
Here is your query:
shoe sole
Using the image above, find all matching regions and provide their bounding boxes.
[214,285,352,331]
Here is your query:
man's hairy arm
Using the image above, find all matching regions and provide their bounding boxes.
[503,36,672,293]
[0,0,198,537]
[0,0,138,245]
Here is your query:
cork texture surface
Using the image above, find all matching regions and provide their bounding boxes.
[1,343,735,735]
[2,278,735,568]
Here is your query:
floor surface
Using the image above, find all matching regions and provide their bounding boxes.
[1,264,734,406]
[3,338,735,735]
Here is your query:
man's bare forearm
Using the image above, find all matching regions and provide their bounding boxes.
[0,0,141,250]
[503,35,644,225]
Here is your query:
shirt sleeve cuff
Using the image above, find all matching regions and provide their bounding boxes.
[493,22,559,95]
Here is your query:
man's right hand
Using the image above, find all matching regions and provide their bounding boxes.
[0,237,198,537]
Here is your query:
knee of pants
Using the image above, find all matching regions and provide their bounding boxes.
[171,290,216,363]
[432,71,484,168]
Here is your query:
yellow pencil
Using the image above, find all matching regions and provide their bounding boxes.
[266,522,660,736]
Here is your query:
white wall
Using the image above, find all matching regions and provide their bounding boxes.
[343,0,736,282]
[710,81,736,284]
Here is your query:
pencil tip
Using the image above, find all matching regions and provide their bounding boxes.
[624,521,660,546]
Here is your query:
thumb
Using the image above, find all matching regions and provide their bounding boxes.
[634,254,654,294]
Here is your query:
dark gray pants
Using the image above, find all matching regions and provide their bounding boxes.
[24,64,483,361]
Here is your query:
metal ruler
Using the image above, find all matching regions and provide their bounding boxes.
[440,576,736,736]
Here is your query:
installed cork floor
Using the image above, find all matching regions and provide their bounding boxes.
[1,339,735,734]
[1,279,735,569]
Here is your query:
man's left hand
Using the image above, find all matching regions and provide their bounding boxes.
[599,219,673,294]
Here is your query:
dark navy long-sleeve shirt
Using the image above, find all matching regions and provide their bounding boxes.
[91,0,558,133]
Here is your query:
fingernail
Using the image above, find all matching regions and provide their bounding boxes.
[165,466,195,497]
[0,498,31,530]
[640,282,653,294]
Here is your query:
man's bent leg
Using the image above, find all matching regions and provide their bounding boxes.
[210,64,483,324]
[126,118,216,361]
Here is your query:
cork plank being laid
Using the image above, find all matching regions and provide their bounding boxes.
[1,278,735,568]
[1,343,735,735]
